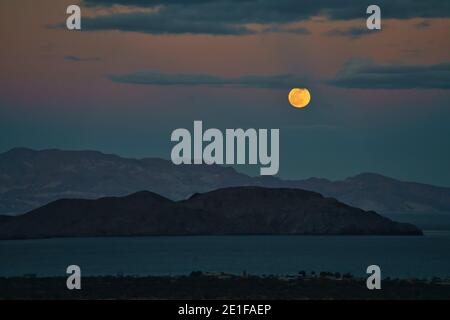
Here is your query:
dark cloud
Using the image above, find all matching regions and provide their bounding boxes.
[78,0,450,35]
[324,27,379,39]
[263,25,311,35]
[64,55,101,62]
[82,12,253,35]
[83,0,450,19]
[84,0,212,6]
[108,70,307,89]
[328,59,450,89]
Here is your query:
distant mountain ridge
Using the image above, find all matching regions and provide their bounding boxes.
[0,148,449,215]
[0,187,422,239]
[289,173,450,215]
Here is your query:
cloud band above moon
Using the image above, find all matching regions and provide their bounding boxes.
[83,0,450,20]
[79,0,450,36]
[328,59,450,90]
[108,71,308,89]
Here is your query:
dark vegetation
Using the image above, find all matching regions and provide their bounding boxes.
[1,272,449,300]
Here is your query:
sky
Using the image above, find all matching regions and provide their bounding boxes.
[0,0,450,186]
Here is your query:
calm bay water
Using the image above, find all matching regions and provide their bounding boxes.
[1,232,450,278]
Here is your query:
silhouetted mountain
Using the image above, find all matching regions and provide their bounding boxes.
[182,187,421,235]
[289,173,450,214]
[0,215,12,225]
[0,148,449,215]
[0,187,421,239]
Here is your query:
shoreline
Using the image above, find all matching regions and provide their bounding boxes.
[1,273,450,300]
[0,231,426,241]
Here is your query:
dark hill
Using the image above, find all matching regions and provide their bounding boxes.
[0,215,13,225]
[183,187,421,235]
[0,187,422,239]
[0,191,221,239]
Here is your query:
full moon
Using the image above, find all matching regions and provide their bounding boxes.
[288,88,311,108]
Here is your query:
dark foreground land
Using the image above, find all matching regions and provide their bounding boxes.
[1,273,450,300]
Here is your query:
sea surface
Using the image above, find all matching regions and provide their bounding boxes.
[1,231,450,279]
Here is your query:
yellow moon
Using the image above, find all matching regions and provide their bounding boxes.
[288,88,311,108]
